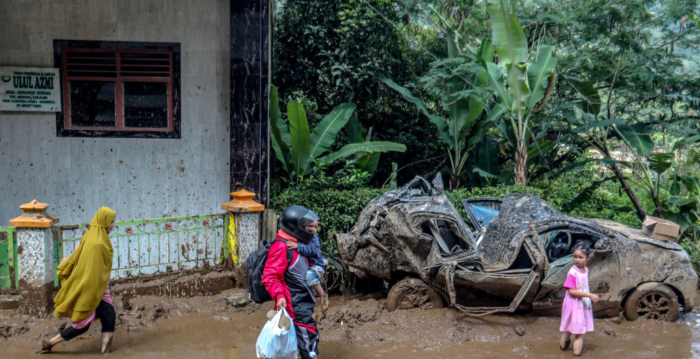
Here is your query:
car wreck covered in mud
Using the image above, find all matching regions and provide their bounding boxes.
[335,175,697,321]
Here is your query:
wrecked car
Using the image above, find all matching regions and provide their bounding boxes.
[334,175,697,321]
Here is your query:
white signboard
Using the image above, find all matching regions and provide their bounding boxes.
[0,66,62,112]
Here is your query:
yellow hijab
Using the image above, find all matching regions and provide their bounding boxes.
[53,207,115,321]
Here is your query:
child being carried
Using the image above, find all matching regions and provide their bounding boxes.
[287,218,329,310]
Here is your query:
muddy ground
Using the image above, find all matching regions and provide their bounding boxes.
[2,289,700,358]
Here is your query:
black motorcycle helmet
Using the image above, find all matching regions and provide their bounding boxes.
[279,205,319,244]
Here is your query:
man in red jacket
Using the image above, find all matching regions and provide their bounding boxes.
[262,205,320,358]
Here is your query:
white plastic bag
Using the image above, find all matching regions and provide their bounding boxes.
[582,289,592,310]
[256,308,298,359]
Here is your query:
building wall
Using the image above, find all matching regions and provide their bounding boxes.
[0,0,231,225]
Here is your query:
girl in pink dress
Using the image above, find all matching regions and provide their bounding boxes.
[559,242,599,356]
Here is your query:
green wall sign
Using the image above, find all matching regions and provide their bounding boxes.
[0,67,62,112]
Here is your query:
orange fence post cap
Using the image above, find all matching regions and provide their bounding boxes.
[10,199,59,228]
[221,189,265,213]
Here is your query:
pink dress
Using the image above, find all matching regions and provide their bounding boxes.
[72,278,112,329]
[559,266,594,334]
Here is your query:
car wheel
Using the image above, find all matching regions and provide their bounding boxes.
[623,282,680,321]
[386,278,444,312]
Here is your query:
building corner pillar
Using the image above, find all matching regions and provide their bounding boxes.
[9,200,59,317]
[222,189,265,270]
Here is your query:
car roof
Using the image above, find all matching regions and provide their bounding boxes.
[480,194,566,266]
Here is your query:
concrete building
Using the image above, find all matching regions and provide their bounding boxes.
[0,0,270,225]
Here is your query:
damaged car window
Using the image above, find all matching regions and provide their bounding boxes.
[420,218,472,254]
[539,230,600,262]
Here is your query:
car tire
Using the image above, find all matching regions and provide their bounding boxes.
[623,282,680,322]
[386,278,444,312]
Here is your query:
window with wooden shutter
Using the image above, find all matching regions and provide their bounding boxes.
[54,40,180,138]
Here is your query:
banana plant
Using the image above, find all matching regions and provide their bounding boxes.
[379,35,499,189]
[484,0,558,184]
[347,113,381,175]
[269,85,406,183]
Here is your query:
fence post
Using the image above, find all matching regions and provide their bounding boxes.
[221,189,265,268]
[9,200,59,317]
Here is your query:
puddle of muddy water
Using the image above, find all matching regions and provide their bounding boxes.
[2,290,699,358]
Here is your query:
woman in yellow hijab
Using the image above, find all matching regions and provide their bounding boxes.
[39,207,116,354]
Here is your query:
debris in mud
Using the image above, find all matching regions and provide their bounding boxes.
[607,315,623,325]
[513,325,525,336]
[150,304,167,321]
[214,292,252,307]
[318,299,383,328]
[603,327,618,336]
[213,316,231,321]
[0,323,29,338]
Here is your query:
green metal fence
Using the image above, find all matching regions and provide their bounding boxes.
[55,213,227,281]
[0,226,18,290]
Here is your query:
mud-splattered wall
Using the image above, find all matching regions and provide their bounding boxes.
[0,0,232,225]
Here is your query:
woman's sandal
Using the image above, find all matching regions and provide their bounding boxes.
[36,339,53,354]
[560,339,571,351]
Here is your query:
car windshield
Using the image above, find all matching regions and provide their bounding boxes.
[469,204,500,229]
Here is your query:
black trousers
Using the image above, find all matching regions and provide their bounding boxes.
[60,300,116,341]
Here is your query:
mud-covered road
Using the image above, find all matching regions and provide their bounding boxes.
[2,289,700,358]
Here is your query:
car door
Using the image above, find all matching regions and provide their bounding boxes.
[533,228,621,317]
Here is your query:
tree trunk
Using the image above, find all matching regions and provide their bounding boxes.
[514,138,528,184]
[652,196,664,218]
[609,164,647,221]
[450,173,460,191]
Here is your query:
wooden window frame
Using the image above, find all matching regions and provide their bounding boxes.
[54,40,181,139]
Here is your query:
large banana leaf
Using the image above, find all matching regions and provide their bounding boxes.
[614,123,654,156]
[347,113,364,144]
[486,0,528,64]
[269,85,291,172]
[477,39,495,63]
[506,63,530,106]
[467,103,506,149]
[565,75,601,116]
[379,75,452,147]
[446,31,473,153]
[287,101,311,176]
[318,142,406,164]
[310,102,356,159]
[525,45,558,111]
[477,135,500,177]
[485,63,512,106]
[358,152,381,174]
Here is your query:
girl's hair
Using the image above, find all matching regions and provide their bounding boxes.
[572,241,592,256]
